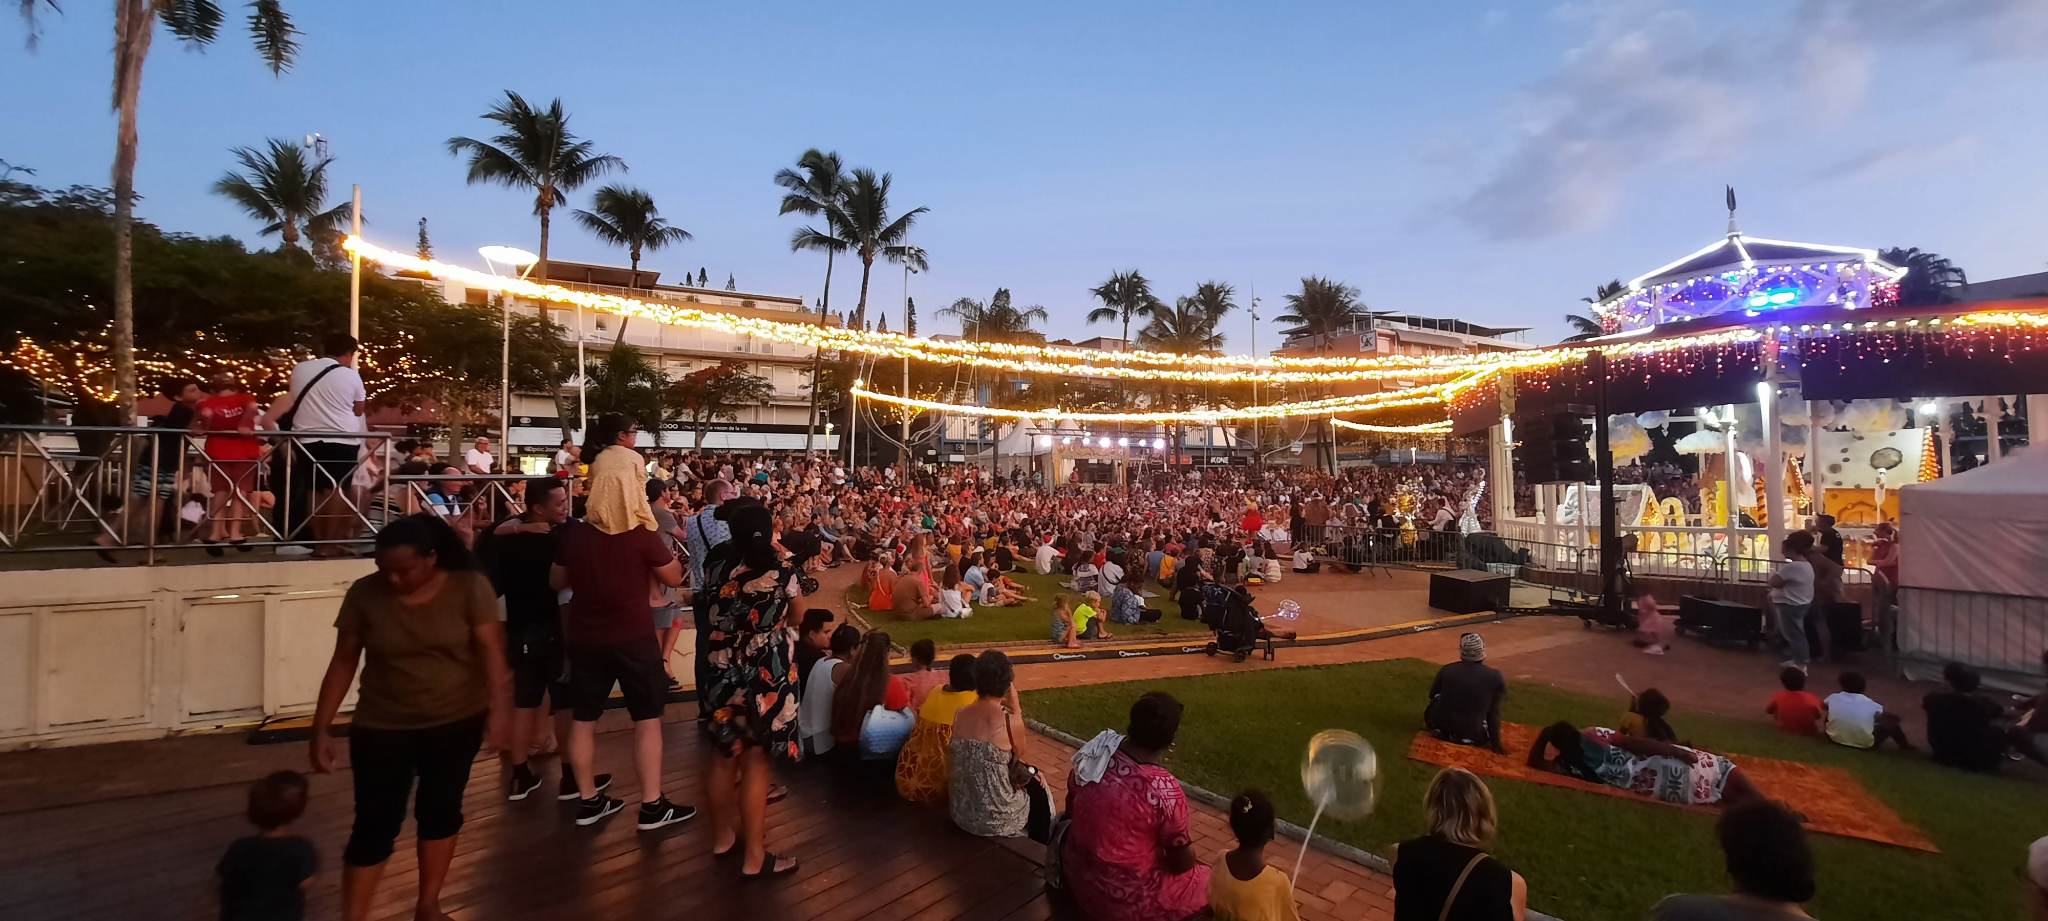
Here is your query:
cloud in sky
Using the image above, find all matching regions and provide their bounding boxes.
[1456,0,2047,241]
[1811,136,1982,185]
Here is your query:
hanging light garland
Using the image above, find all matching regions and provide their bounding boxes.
[1329,417,1454,434]
[846,381,1451,424]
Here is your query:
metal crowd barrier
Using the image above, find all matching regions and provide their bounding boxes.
[0,424,540,565]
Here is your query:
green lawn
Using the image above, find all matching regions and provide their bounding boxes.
[846,567,1208,649]
[1024,659,2041,921]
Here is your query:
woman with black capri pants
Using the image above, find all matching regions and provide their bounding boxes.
[311,514,510,921]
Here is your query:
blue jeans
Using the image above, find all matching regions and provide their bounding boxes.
[1776,602,1811,664]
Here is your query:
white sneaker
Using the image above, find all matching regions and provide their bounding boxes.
[274,544,314,556]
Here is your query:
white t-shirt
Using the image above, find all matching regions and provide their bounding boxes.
[284,358,366,443]
[465,448,495,473]
[1770,558,1815,605]
[798,658,841,756]
[1824,691,1884,749]
[1100,561,1125,589]
[552,448,574,473]
[1034,543,1058,575]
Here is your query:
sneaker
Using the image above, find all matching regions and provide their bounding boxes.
[508,767,544,802]
[558,772,614,802]
[273,543,314,557]
[574,794,625,827]
[636,797,698,832]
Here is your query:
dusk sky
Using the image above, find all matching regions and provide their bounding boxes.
[5,0,2046,348]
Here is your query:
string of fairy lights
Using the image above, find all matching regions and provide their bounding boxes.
[12,234,2048,431]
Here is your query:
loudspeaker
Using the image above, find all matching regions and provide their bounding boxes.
[1676,595,1765,648]
[1514,414,1556,483]
[1429,569,1511,614]
[1551,415,1592,482]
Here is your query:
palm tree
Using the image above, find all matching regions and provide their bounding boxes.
[1277,276,1362,471]
[573,184,691,343]
[1275,275,1363,338]
[824,168,928,330]
[1136,286,1234,465]
[1087,270,1160,351]
[447,92,625,288]
[19,1,302,417]
[938,288,1051,343]
[1562,279,1624,342]
[211,138,350,252]
[1879,247,1969,306]
[776,149,851,453]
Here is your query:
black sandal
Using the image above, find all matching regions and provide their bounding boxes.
[740,852,798,879]
[201,539,224,558]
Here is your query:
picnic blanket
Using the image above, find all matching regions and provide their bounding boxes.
[1407,723,1938,853]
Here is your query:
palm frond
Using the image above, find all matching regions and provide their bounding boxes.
[1085,306,1122,325]
[244,0,297,73]
[789,226,847,255]
[157,0,223,44]
[883,244,927,272]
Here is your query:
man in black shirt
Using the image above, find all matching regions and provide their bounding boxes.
[1426,632,1507,752]
[485,477,596,802]
[1923,661,2006,773]
[1811,514,1845,567]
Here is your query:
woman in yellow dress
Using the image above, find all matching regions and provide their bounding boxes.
[894,653,980,805]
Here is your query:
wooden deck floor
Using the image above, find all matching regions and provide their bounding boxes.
[0,716,1063,921]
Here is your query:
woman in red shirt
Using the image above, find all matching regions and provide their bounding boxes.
[193,375,262,554]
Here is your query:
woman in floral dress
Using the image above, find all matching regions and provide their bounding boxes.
[697,498,806,879]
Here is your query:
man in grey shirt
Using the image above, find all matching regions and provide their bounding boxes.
[1652,800,1815,920]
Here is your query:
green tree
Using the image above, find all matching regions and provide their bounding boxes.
[573,184,691,343]
[372,297,570,451]
[415,217,432,259]
[1087,270,1160,351]
[777,149,852,453]
[18,0,304,416]
[211,137,350,253]
[1880,247,1968,306]
[583,345,667,442]
[823,168,928,329]
[1136,283,1235,463]
[665,360,774,450]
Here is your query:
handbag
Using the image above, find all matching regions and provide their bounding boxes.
[1001,705,1037,791]
[1437,852,1488,921]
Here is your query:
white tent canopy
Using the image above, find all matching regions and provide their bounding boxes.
[964,421,1051,461]
[1899,445,2048,598]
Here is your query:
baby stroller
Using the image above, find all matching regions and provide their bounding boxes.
[1200,584,1274,663]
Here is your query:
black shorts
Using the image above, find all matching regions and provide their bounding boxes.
[344,714,484,867]
[566,639,667,722]
[508,634,568,711]
[301,440,359,491]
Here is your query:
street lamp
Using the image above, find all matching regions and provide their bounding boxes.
[480,245,540,473]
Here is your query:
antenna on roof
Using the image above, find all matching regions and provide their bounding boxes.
[1725,185,1739,236]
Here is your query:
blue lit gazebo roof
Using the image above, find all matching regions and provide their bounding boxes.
[1594,211,1906,333]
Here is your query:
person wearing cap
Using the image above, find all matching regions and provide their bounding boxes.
[1424,633,1507,753]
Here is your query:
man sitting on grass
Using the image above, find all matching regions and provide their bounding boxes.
[1823,671,1912,751]
[1425,633,1506,753]
[1924,661,2006,773]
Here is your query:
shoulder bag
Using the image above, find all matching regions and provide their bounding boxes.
[277,361,344,432]
[1437,851,1489,921]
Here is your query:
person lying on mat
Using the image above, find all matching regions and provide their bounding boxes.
[1527,721,1766,808]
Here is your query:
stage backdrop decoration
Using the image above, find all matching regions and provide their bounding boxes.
[1608,413,1652,466]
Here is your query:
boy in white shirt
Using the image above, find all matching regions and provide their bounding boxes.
[1822,671,1913,751]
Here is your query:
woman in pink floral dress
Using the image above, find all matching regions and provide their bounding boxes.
[1062,692,1210,921]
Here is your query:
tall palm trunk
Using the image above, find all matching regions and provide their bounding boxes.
[612,251,638,346]
[853,253,873,330]
[536,200,578,445]
[109,0,154,420]
[804,247,835,452]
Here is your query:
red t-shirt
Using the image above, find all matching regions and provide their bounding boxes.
[1871,537,1899,585]
[197,393,261,460]
[1767,690,1823,735]
[883,674,912,711]
[553,521,674,648]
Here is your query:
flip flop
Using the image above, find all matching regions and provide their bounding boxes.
[766,784,789,805]
[740,852,798,879]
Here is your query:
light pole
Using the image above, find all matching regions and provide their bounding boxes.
[900,260,915,482]
[1249,288,1261,468]
[480,245,540,473]
[306,133,360,339]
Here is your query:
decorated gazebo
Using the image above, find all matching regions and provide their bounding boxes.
[1434,203,2048,685]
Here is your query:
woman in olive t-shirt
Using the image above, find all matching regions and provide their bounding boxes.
[311,514,510,921]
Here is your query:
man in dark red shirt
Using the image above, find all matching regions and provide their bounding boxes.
[551,516,694,831]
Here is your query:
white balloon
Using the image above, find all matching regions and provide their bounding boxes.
[1300,729,1379,821]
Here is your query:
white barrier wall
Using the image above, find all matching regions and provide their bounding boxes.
[0,559,372,749]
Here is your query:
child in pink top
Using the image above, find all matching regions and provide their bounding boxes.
[1635,592,1672,655]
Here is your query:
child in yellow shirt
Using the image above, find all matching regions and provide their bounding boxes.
[1208,789,1301,921]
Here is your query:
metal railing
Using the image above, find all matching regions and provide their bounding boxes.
[0,424,539,564]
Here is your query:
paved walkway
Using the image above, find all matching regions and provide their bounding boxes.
[3,562,2022,921]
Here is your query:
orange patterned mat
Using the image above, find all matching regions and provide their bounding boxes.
[1407,723,1938,853]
